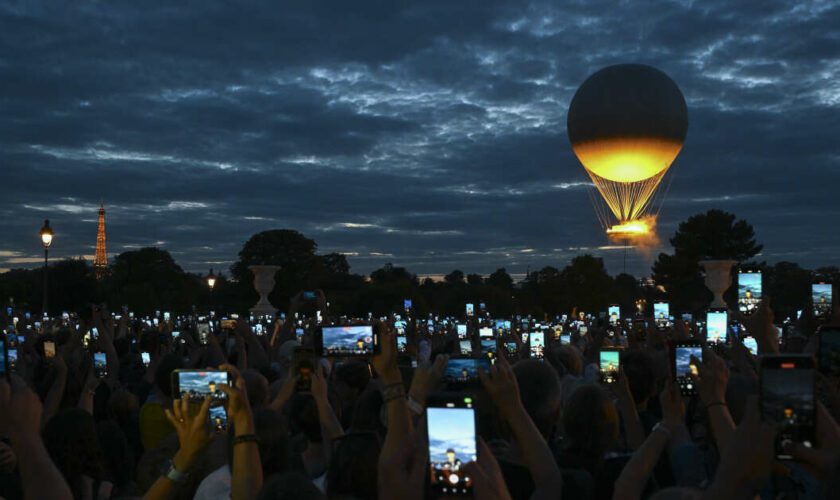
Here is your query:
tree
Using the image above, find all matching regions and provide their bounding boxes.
[486,268,513,290]
[653,210,763,313]
[107,248,194,313]
[444,270,465,285]
[560,255,613,313]
[466,274,483,286]
[231,229,318,282]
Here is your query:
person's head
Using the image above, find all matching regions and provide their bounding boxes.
[288,393,322,443]
[326,433,381,500]
[42,409,105,496]
[513,359,562,439]
[621,350,657,406]
[258,471,325,500]
[562,384,620,473]
[241,369,269,409]
[348,387,385,437]
[549,345,584,377]
[154,353,184,399]
[230,408,288,476]
[334,360,371,399]
[108,389,139,424]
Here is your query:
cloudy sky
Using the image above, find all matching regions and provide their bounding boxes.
[2,0,839,278]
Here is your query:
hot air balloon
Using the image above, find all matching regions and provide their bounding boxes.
[567,64,688,238]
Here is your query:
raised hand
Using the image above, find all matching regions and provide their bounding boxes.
[408,354,448,407]
[736,298,778,354]
[217,364,253,428]
[479,354,521,418]
[462,438,513,500]
[692,348,729,406]
[164,396,213,472]
[373,321,400,384]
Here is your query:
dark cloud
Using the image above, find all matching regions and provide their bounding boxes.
[1,0,839,277]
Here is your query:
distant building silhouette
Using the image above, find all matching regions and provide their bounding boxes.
[95,204,108,279]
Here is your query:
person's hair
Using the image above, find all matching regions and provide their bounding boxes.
[288,393,322,443]
[241,369,269,408]
[621,350,657,405]
[513,359,562,439]
[258,471,325,500]
[334,360,371,393]
[154,353,184,398]
[42,409,105,498]
[561,384,619,475]
[348,388,385,436]
[326,432,381,500]
[549,345,584,377]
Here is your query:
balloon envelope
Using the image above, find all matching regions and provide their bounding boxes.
[567,64,688,228]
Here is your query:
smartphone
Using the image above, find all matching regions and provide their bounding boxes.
[504,341,518,356]
[197,323,210,345]
[480,339,496,360]
[818,326,840,376]
[608,305,620,326]
[426,394,476,496]
[673,342,702,396]
[404,299,412,312]
[0,338,7,379]
[317,325,377,356]
[209,405,228,432]
[812,282,833,319]
[599,348,620,384]
[93,351,108,378]
[444,358,491,385]
[220,319,237,330]
[560,333,571,345]
[303,291,317,300]
[459,340,473,356]
[456,324,467,339]
[654,302,670,330]
[164,312,171,321]
[478,327,493,339]
[760,355,816,459]
[171,331,180,339]
[742,336,758,356]
[141,351,151,367]
[738,270,762,315]
[254,324,264,336]
[171,369,230,401]
[295,328,305,341]
[529,332,545,359]
[465,303,474,317]
[706,309,728,344]
[293,347,315,392]
[153,318,159,327]
[7,345,17,373]
[396,335,408,354]
[44,341,56,360]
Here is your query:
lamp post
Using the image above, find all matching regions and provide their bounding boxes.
[40,219,54,315]
[207,268,217,289]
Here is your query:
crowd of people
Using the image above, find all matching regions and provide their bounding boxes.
[0,288,838,500]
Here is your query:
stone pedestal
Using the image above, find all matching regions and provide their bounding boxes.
[699,260,737,309]
[249,265,281,316]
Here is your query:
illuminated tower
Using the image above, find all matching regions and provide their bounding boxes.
[94,204,108,279]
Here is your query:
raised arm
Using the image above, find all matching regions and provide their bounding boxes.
[143,396,212,500]
[1,377,73,500]
[480,355,563,499]
[613,380,686,500]
[219,364,262,500]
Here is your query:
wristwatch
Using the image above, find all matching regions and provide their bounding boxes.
[163,460,188,484]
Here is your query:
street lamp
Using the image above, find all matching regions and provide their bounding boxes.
[207,268,217,289]
[40,219,54,315]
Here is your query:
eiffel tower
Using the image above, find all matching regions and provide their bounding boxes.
[94,204,108,279]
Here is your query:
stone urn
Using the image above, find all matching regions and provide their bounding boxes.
[249,265,281,315]
[699,260,737,309]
